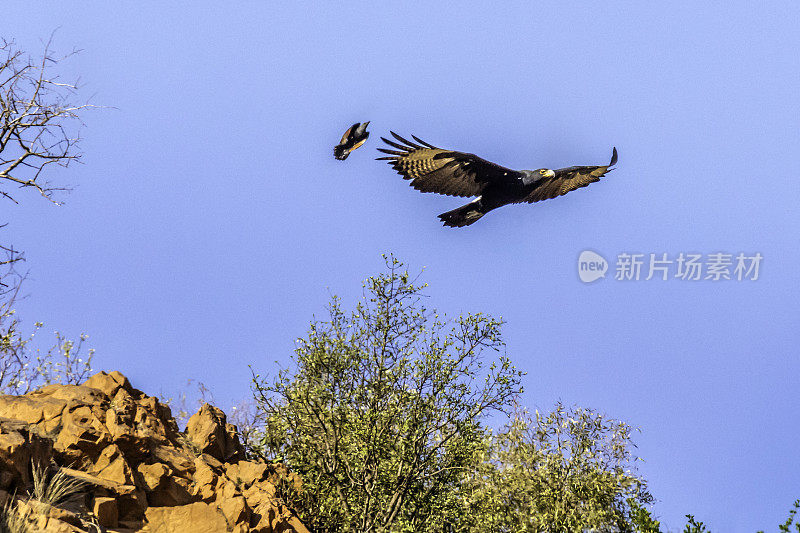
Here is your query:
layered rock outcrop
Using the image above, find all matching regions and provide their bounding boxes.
[0,371,307,533]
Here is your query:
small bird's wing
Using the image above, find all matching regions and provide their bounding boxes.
[377,132,523,198]
[349,136,368,152]
[340,123,359,145]
[522,147,617,203]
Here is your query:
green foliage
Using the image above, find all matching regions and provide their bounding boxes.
[459,403,654,532]
[251,256,523,532]
[779,500,800,533]
[0,302,94,394]
[757,500,800,533]
[679,500,800,533]
[778,500,800,533]
[683,514,709,532]
[629,500,661,532]
[1,226,93,396]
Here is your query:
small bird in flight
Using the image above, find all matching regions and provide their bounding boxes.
[334,121,370,160]
[377,132,617,227]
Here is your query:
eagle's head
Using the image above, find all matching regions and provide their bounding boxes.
[536,168,556,179]
[521,168,555,185]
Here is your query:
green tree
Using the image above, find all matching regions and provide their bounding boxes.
[757,499,800,533]
[251,256,523,532]
[776,500,800,533]
[460,402,656,532]
[682,515,709,533]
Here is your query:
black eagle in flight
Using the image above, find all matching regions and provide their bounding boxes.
[377,132,617,227]
[334,121,370,160]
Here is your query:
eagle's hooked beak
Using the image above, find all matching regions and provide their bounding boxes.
[541,169,555,179]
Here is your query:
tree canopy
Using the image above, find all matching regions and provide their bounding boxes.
[248,257,669,532]
[251,256,524,532]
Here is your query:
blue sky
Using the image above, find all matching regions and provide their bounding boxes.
[5,2,800,530]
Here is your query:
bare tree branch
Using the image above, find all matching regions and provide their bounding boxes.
[0,35,95,205]
[0,35,96,395]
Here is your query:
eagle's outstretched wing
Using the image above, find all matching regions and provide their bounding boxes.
[522,147,617,203]
[377,132,523,198]
[340,123,359,144]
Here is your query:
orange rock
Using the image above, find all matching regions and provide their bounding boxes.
[0,373,308,532]
[151,445,195,476]
[281,515,310,533]
[134,400,170,444]
[0,430,26,476]
[92,444,135,485]
[225,461,268,489]
[253,504,311,533]
[137,463,166,488]
[217,492,250,525]
[242,481,278,511]
[186,404,245,462]
[84,370,134,398]
[191,456,219,502]
[94,496,119,528]
[0,394,66,425]
[53,405,110,461]
[142,501,229,533]
[114,485,148,522]
[59,468,147,522]
[0,422,54,488]
[32,384,108,405]
[147,476,194,507]
[15,499,85,533]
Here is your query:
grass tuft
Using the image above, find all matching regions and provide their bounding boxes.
[0,495,31,533]
[30,462,88,508]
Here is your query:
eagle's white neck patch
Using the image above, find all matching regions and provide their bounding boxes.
[521,171,538,186]
[521,169,554,185]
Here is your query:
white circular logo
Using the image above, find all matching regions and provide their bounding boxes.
[578,251,608,283]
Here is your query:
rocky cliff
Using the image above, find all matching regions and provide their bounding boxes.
[0,371,308,533]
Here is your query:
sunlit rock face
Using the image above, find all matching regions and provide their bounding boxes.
[0,370,308,532]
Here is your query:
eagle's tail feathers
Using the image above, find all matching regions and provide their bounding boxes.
[334,146,349,160]
[438,201,485,228]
